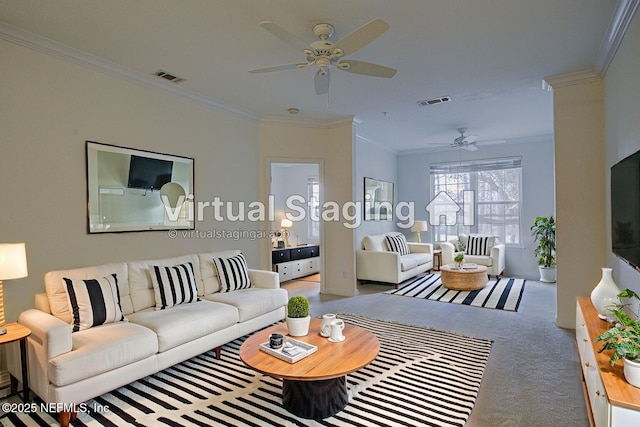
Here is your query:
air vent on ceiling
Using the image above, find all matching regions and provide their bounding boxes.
[417,96,452,107]
[154,70,186,84]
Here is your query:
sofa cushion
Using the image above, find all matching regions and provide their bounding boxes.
[127,300,239,353]
[63,274,126,332]
[399,255,418,271]
[45,262,132,323]
[48,322,157,387]
[151,262,199,310]
[399,253,431,272]
[465,235,496,256]
[205,288,288,322]
[198,250,241,295]
[361,235,387,251]
[127,254,201,312]
[385,233,410,255]
[213,253,251,292]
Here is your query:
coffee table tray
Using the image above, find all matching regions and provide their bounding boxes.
[259,338,318,363]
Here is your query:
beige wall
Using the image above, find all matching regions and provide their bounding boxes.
[0,39,262,322]
[552,80,606,328]
[258,121,358,297]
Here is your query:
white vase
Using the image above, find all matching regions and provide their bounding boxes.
[624,358,640,388]
[590,267,621,319]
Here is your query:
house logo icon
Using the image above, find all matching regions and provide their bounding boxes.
[425,190,475,226]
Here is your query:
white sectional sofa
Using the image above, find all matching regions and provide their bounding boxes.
[356,233,433,288]
[7,249,287,426]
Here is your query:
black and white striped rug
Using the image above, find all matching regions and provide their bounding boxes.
[3,315,491,427]
[385,273,526,312]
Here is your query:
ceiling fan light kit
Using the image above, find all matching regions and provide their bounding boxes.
[249,19,397,95]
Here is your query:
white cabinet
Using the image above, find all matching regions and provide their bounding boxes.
[272,246,320,283]
[576,298,640,427]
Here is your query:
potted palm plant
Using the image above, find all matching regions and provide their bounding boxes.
[531,216,556,282]
[286,296,310,336]
[596,289,640,388]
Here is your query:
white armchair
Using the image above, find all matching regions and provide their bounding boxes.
[357,233,433,288]
[440,234,505,278]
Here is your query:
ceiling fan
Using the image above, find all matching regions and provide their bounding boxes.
[449,128,506,151]
[249,19,397,95]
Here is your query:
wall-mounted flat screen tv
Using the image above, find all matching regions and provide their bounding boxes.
[127,155,173,190]
[611,149,640,270]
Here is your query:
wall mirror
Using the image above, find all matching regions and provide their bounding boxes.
[364,177,394,221]
[86,141,194,233]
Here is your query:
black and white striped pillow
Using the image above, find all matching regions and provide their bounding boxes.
[385,233,410,255]
[466,235,491,256]
[151,262,199,310]
[213,253,252,292]
[64,274,125,332]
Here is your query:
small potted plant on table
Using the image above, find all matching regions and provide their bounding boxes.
[596,289,640,388]
[454,252,464,269]
[286,296,310,337]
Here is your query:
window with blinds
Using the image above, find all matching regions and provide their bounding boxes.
[430,157,522,244]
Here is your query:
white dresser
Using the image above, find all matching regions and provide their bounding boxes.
[576,297,640,426]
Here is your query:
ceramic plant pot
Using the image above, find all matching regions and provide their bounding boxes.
[286,316,311,337]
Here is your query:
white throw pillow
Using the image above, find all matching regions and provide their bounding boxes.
[213,253,252,292]
[63,274,126,332]
[151,262,199,310]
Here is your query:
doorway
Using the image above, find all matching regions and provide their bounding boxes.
[269,160,323,296]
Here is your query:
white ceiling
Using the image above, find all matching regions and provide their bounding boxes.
[0,0,625,152]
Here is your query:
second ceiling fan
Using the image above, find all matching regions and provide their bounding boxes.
[249,19,397,95]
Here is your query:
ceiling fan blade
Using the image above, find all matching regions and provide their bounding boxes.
[463,144,478,152]
[248,63,304,74]
[463,134,479,144]
[334,18,390,56]
[260,21,310,53]
[337,60,397,78]
[315,69,330,95]
[477,139,507,146]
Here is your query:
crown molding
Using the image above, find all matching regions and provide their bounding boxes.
[260,115,354,129]
[0,22,259,121]
[594,0,640,75]
[544,0,639,88]
[543,69,601,89]
[354,132,399,154]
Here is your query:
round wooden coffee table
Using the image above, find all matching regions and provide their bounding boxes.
[440,264,488,290]
[239,318,379,420]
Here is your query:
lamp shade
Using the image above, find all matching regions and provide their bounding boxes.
[0,243,28,280]
[411,221,428,232]
[280,218,293,228]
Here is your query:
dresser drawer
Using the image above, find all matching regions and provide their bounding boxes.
[272,249,290,264]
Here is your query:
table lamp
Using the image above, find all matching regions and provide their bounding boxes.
[0,243,28,335]
[280,218,293,247]
[411,221,428,243]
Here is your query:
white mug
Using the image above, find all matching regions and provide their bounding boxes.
[329,319,345,342]
[320,313,337,337]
